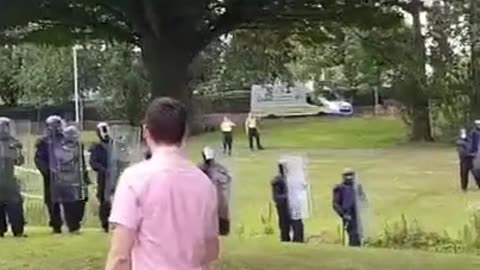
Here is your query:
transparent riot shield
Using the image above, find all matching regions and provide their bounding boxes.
[199,145,234,236]
[473,154,480,177]
[0,120,30,203]
[354,179,371,243]
[282,155,311,220]
[49,125,86,203]
[104,125,141,202]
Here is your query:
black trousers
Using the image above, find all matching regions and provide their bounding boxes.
[47,201,85,233]
[0,200,25,237]
[219,218,230,236]
[345,219,361,247]
[99,200,111,232]
[222,132,233,155]
[276,204,304,243]
[460,157,480,191]
[248,128,263,150]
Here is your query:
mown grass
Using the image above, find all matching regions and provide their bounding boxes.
[3,116,480,269]
[1,229,480,270]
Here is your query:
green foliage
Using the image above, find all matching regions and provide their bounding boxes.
[0,46,22,106]
[218,30,297,90]
[427,0,473,139]
[96,44,151,124]
[366,215,462,253]
[260,203,275,236]
[14,44,75,104]
[367,213,480,255]
[0,0,402,101]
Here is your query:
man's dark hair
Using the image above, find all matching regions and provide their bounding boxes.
[144,97,188,145]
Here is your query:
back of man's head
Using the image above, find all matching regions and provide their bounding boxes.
[144,97,188,146]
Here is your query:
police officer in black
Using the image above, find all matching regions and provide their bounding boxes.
[0,117,26,237]
[457,128,477,191]
[34,115,65,234]
[89,122,112,232]
[271,160,304,243]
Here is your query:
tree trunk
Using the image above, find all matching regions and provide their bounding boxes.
[409,0,434,141]
[410,102,433,141]
[140,34,198,106]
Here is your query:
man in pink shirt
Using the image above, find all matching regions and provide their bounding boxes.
[105,97,220,270]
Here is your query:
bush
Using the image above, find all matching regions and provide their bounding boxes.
[260,203,275,236]
[365,214,474,254]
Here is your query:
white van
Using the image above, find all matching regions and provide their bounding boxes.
[250,83,353,117]
[250,83,324,117]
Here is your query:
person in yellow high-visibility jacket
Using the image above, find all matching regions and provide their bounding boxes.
[245,113,264,151]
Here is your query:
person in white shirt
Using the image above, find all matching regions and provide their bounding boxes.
[245,113,264,151]
[220,116,235,156]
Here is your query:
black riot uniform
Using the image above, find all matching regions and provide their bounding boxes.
[34,115,65,233]
[0,118,26,237]
[89,122,112,232]
[332,169,367,247]
[48,125,89,233]
[199,147,232,236]
[457,129,478,191]
[271,162,304,243]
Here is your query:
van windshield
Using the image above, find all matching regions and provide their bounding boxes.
[319,91,341,101]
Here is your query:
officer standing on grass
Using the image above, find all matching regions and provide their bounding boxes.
[457,128,476,191]
[34,115,65,234]
[199,147,232,236]
[0,117,26,238]
[220,116,235,156]
[271,160,304,243]
[332,168,367,247]
[89,122,113,232]
[245,113,264,151]
[53,125,90,233]
[469,120,480,186]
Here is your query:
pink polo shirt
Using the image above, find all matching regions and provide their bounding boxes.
[109,146,220,270]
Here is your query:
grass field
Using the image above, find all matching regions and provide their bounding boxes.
[2,229,480,270]
[3,116,480,269]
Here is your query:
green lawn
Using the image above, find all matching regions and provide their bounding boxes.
[1,229,480,270]
[3,116,480,269]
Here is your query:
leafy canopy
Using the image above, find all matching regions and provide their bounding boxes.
[0,0,401,48]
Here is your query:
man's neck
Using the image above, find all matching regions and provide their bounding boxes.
[150,144,182,158]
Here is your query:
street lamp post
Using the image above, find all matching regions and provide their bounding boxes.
[72,45,80,124]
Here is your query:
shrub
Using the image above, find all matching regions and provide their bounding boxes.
[366,214,463,254]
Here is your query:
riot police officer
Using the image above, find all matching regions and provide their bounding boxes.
[89,122,112,232]
[198,147,232,236]
[271,160,304,243]
[0,117,26,237]
[457,128,477,191]
[54,125,89,233]
[34,115,65,234]
[332,168,367,247]
[469,120,480,186]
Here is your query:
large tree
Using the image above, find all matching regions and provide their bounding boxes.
[0,0,400,104]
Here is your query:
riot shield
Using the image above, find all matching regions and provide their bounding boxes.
[49,125,86,203]
[473,154,480,177]
[0,120,30,203]
[104,125,141,202]
[282,155,311,220]
[199,145,234,236]
[354,179,371,242]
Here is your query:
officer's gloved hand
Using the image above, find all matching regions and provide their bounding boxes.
[343,214,352,222]
[219,218,230,236]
